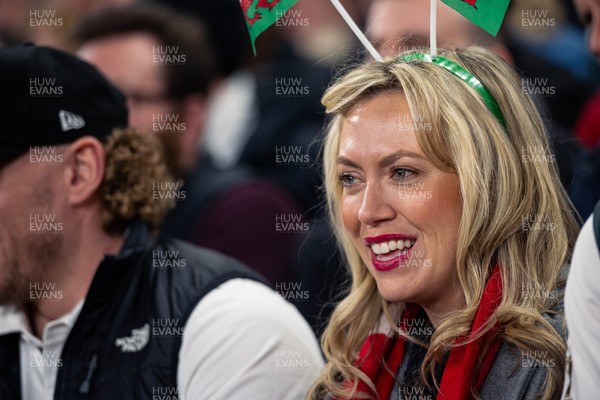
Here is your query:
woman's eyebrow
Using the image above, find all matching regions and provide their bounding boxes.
[337,156,360,168]
[378,150,425,167]
[337,150,425,169]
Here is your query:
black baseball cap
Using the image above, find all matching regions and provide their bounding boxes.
[0,43,128,162]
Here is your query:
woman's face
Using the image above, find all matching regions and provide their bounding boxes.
[337,92,464,321]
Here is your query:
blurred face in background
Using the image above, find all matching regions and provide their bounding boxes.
[367,0,477,57]
[574,0,600,56]
[78,32,171,132]
[78,33,194,175]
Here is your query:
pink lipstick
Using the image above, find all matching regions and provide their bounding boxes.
[364,234,417,272]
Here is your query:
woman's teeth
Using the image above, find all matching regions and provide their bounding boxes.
[371,239,415,255]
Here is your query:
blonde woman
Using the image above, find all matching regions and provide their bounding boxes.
[309,47,579,400]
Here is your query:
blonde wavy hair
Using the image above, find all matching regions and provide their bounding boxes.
[100,128,175,234]
[308,47,579,400]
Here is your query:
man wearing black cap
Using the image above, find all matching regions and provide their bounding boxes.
[0,44,322,400]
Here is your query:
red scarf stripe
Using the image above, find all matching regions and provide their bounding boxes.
[355,333,390,396]
[438,266,503,399]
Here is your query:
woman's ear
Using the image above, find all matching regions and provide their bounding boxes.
[62,136,106,206]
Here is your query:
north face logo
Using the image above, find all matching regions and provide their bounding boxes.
[58,109,85,131]
[115,324,150,353]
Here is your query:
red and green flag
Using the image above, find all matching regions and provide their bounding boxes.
[441,0,511,36]
[239,0,299,55]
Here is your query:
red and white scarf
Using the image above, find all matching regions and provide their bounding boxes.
[340,266,503,400]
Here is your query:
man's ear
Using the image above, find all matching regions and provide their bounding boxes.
[62,136,106,206]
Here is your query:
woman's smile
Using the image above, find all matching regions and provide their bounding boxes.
[364,234,417,271]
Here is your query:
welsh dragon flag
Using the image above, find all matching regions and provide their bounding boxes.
[239,0,299,55]
[441,0,511,36]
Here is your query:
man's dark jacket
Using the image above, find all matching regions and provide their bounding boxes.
[0,222,264,399]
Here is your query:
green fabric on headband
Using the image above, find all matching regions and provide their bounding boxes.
[398,53,508,131]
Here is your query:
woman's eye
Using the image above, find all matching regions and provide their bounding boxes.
[339,173,355,187]
[392,167,415,179]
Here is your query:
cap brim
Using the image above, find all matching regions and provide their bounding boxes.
[0,144,29,163]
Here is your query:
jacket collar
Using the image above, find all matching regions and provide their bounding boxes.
[117,220,152,259]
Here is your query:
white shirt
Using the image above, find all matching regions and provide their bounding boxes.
[0,300,83,400]
[0,278,323,400]
[564,215,600,400]
[202,71,258,169]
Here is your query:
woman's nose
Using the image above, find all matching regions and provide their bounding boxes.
[357,183,396,226]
